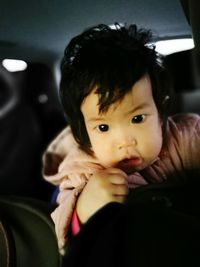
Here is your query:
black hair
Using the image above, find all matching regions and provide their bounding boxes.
[60,23,172,150]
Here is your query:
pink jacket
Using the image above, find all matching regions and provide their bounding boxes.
[42,113,200,253]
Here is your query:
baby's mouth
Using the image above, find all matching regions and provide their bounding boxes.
[116,157,142,173]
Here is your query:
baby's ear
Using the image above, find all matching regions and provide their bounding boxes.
[162,95,171,114]
[162,95,170,105]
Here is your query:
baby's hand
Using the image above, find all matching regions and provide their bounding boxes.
[76,168,129,223]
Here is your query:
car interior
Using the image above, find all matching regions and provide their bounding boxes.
[0,0,199,266]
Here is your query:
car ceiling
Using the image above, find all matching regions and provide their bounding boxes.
[0,0,192,65]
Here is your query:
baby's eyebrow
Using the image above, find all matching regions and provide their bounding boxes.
[126,102,150,115]
[87,116,106,123]
[86,102,150,123]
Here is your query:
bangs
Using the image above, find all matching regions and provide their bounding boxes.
[85,63,147,113]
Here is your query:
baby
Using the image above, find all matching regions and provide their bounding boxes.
[42,23,200,253]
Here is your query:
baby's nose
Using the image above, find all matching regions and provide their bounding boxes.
[118,136,137,150]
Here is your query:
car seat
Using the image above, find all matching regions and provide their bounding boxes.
[0,196,61,267]
[164,49,200,115]
[0,63,66,200]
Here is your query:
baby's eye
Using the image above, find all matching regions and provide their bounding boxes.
[96,124,109,132]
[131,115,146,124]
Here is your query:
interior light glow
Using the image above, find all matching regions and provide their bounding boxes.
[155,38,194,55]
[2,59,28,72]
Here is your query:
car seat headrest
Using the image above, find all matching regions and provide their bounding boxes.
[163,49,198,93]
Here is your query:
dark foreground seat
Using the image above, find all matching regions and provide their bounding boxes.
[0,196,61,267]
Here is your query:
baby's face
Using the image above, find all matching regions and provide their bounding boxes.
[81,75,163,173]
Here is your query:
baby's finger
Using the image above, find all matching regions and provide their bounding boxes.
[112,183,129,196]
[106,167,127,177]
[109,173,128,185]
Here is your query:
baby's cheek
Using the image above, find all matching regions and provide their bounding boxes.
[94,148,111,166]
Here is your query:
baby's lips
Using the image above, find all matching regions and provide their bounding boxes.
[121,157,141,166]
[116,157,142,172]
